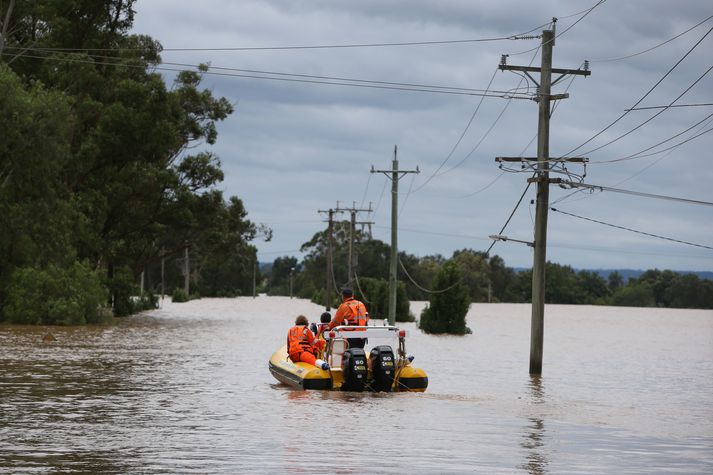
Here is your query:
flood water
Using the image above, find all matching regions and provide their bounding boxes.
[1,296,712,474]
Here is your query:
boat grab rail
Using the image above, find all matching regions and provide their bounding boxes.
[327,325,405,340]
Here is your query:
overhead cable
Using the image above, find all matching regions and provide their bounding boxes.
[558,26,713,158]
[625,103,713,111]
[486,178,534,256]
[551,208,713,250]
[2,23,554,53]
[551,114,713,206]
[560,182,713,207]
[590,111,713,164]
[0,50,534,98]
[581,63,713,156]
[407,67,501,195]
[591,14,713,62]
[508,0,606,56]
[11,47,533,96]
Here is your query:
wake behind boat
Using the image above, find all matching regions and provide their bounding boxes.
[269,325,428,392]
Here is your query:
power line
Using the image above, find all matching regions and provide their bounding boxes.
[407,67,501,194]
[3,24,554,53]
[560,182,713,207]
[372,225,489,242]
[625,103,713,111]
[591,15,713,62]
[406,46,542,198]
[551,114,713,206]
[1,50,535,99]
[486,178,534,255]
[508,0,607,56]
[558,25,713,158]
[589,111,713,164]
[398,258,460,294]
[458,171,506,198]
[11,47,535,97]
[551,207,713,250]
[580,63,713,156]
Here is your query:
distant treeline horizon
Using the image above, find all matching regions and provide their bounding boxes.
[261,231,713,312]
[261,261,713,283]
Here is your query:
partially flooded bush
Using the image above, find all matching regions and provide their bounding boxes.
[172,287,190,302]
[419,262,471,334]
[3,262,108,325]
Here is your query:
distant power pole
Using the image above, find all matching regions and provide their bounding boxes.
[372,145,419,325]
[252,260,257,298]
[183,245,190,295]
[335,201,374,286]
[497,27,590,374]
[318,207,337,310]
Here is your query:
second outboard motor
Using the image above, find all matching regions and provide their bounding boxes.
[341,348,367,392]
[368,345,396,392]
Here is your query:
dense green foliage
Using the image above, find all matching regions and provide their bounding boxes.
[266,236,713,324]
[354,277,413,323]
[4,262,107,325]
[0,1,267,324]
[419,262,471,334]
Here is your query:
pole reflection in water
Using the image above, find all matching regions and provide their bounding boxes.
[520,375,549,475]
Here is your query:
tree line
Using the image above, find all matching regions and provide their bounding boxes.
[0,1,268,324]
[265,222,713,319]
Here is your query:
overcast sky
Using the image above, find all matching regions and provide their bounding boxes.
[132,0,713,272]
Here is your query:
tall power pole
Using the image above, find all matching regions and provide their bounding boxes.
[498,28,590,374]
[372,145,419,325]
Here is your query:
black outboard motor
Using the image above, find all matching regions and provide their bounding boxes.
[368,345,396,392]
[341,348,367,392]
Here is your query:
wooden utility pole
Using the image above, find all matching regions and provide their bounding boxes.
[161,255,165,299]
[335,202,373,286]
[183,246,190,295]
[371,145,419,325]
[497,28,590,374]
[318,208,337,310]
[252,260,257,298]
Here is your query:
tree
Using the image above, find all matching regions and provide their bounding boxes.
[0,2,266,321]
[419,262,471,334]
[355,277,412,323]
[608,271,624,291]
[451,249,491,302]
[609,283,656,307]
[268,256,300,296]
[400,253,445,301]
[487,254,519,302]
[664,274,713,309]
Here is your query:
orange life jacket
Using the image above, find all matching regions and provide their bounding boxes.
[287,325,314,355]
[343,298,368,326]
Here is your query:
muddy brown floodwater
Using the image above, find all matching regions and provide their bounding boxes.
[1,296,712,473]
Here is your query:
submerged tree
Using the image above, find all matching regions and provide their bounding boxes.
[419,262,470,335]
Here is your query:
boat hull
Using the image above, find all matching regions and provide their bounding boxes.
[269,345,332,390]
[269,344,428,392]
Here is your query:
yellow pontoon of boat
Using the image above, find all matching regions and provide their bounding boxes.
[269,325,428,392]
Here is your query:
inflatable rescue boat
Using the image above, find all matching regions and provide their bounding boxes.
[269,325,428,392]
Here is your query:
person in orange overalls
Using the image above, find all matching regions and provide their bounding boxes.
[287,315,329,370]
[315,311,331,337]
[327,288,369,349]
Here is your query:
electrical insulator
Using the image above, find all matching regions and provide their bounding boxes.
[500,54,508,66]
[583,60,590,71]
